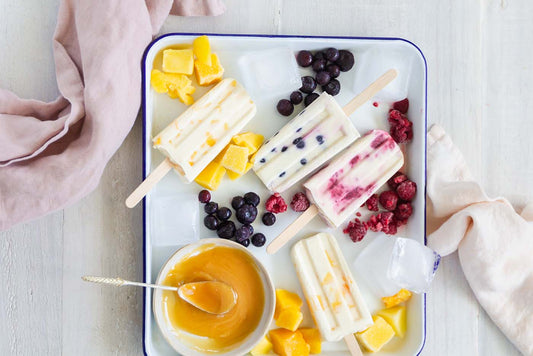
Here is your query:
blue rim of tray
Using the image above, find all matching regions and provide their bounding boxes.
[141,33,428,356]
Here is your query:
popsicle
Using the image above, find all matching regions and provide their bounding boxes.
[291,232,373,354]
[126,78,256,208]
[267,130,404,254]
[253,69,398,193]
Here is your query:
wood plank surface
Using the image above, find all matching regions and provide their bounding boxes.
[0,0,529,355]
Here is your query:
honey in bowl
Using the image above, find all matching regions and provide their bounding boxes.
[160,243,265,353]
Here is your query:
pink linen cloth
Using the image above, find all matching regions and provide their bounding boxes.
[427,124,533,356]
[0,0,225,231]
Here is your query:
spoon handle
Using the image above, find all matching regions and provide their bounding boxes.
[82,276,178,292]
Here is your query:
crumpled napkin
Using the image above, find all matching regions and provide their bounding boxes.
[427,124,533,356]
[0,0,225,231]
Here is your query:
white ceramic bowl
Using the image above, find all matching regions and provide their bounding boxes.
[153,238,275,356]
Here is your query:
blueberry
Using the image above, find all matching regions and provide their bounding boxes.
[198,190,211,203]
[335,50,355,72]
[293,137,305,149]
[251,233,266,247]
[296,50,313,67]
[234,227,251,241]
[290,91,303,105]
[326,64,340,79]
[313,51,326,61]
[244,192,260,207]
[236,204,258,224]
[300,76,317,94]
[204,202,218,214]
[316,71,331,86]
[262,212,276,226]
[243,224,254,236]
[316,135,324,144]
[204,215,219,230]
[277,99,294,116]
[216,221,235,239]
[239,238,250,247]
[231,196,245,210]
[323,79,341,96]
[300,158,307,165]
[304,93,320,106]
[216,207,232,221]
[312,58,326,72]
[325,48,340,62]
[281,146,288,152]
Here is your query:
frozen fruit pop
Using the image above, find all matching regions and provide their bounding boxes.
[253,92,360,193]
[267,130,403,254]
[126,78,256,208]
[253,69,398,193]
[291,233,373,349]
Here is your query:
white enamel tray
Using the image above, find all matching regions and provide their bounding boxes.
[142,33,427,356]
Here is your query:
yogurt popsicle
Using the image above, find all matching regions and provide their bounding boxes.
[153,78,256,182]
[126,78,256,208]
[253,69,398,193]
[266,130,403,254]
[304,129,404,227]
[291,232,373,343]
[253,92,360,193]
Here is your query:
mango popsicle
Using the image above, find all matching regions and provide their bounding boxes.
[291,232,373,342]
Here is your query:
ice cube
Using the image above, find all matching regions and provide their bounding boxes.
[387,238,440,293]
[353,45,414,102]
[238,47,301,100]
[150,193,199,246]
[353,233,402,297]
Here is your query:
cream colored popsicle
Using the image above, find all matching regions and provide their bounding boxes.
[153,78,256,182]
[291,232,373,344]
[304,129,403,227]
[267,130,403,254]
[253,92,360,193]
[253,69,398,193]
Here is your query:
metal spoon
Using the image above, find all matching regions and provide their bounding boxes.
[82,276,237,314]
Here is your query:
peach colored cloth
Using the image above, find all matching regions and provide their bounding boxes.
[0,0,224,230]
[427,124,533,356]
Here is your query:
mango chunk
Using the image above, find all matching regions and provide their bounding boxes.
[250,335,273,356]
[232,132,265,155]
[220,144,249,174]
[151,69,195,105]
[299,328,321,354]
[269,329,310,356]
[162,49,194,75]
[382,288,412,308]
[193,35,212,66]
[194,161,225,190]
[276,308,303,331]
[275,289,303,319]
[226,162,253,180]
[194,53,224,86]
[356,316,395,353]
[376,305,407,338]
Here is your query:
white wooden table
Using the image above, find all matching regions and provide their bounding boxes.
[0,1,530,355]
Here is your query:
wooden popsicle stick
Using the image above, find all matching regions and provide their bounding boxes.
[266,204,318,254]
[342,68,398,116]
[344,334,364,356]
[125,158,173,208]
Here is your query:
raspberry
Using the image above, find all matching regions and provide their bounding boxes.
[382,220,398,235]
[365,194,379,211]
[365,212,395,234]
[392,98,409,114]
[394,217,409,227]
[365,215,382,232]
[388,172,408,190]
[343,219,368,243]
[395,202,413,220]
[388,109,413,143]
[379,190,399,211]
[265,193,287,214]
[396,181,417,201]
[290,192,310,212]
